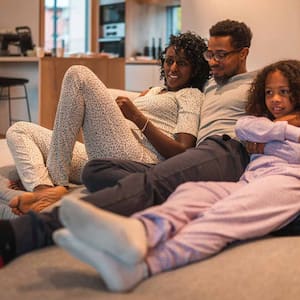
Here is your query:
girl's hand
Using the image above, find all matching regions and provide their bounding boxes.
[245,141,265,154]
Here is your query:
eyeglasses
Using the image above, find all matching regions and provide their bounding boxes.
[203,48,243,62]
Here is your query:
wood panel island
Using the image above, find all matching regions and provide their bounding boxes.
[39,57,125,130]
[0,56,125,134]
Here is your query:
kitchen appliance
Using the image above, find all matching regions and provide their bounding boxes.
[100,0,125,26]
[99,0,125,57]
[0,32,20,56]
[99,37,124,57]
[0,26,34,56]
[102,23,125,39]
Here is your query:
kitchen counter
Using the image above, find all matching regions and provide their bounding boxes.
[125,59,162,92]
[0,56,125,134]
[39,57,125,129]
[0,56,39,62]
[126,58,160,65]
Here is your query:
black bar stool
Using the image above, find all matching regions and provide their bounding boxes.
[0,77,32,126]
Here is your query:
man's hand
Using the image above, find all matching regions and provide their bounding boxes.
[245,141,265,154]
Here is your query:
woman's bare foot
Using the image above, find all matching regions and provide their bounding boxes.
[9,186,68,215]
[8,180,25,191]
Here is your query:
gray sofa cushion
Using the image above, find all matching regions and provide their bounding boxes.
[0,236,300,300]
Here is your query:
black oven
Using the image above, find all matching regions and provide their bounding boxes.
[99,37,124,57]
[100,1,125,25]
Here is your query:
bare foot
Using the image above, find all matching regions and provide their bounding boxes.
[8,180,25,191]
[9,186,68,215]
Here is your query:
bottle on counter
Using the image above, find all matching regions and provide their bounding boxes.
[143,46,150,57]
[57,39,65,57]
[119,37,125,57]
[157,38,162,60]
[151,38,156,60]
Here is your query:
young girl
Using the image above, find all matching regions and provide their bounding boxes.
[6,31,210,214]
[53,59,300,292]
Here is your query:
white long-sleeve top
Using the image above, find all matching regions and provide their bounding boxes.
[235,116,300,182]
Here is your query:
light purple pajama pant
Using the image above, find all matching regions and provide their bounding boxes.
[134,175,300,275]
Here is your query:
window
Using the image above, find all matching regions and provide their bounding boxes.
[44,0,89,55]
[166,5,181,38]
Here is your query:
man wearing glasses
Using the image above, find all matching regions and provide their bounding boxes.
[0,19,258,264]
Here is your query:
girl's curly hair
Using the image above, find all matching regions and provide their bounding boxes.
[246,60,300,120]
[159,31,210,91]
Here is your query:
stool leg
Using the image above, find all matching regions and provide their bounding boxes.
[23,84,32,122]
[0,87,12,126]
[7,87,12,126]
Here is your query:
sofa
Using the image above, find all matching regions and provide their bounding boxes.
[1,128,300,299]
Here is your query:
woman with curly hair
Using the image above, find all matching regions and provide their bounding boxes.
[53,59,300,292]
[5,31,210,214]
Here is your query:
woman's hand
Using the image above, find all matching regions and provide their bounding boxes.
[116,96,146,128]
[115,96,196,158]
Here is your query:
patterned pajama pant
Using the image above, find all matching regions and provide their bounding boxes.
[6,65,158,191]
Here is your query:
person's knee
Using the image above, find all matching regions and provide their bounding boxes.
[81,160,96,190]
[65,65,91,83]
[81,159,119,192]
[6,121,32,143]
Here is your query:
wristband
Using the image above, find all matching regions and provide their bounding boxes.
[141,118,150,133]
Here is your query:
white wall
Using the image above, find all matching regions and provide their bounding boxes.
[0,0,39,46]
[0,0,39,133]
[181,0,300,71]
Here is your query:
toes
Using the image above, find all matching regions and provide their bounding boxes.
[8,195,20,208]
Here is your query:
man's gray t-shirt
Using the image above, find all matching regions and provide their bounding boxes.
[197,71,256,146]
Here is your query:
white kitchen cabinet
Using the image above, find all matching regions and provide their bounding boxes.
[125,63,164,92]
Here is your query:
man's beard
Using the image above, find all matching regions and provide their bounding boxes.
[214,74,231,85]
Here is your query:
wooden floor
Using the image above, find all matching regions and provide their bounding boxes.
[0,134,5,139]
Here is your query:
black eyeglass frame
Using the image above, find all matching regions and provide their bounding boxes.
[203,48,244,62]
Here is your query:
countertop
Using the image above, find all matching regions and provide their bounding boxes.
[0,56,39,62]
[0,56,125,63]
[126,58,159,65]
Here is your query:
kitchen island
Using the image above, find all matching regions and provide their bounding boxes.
[125,58,162,92]
[39,57,125,129]
[0,56,125,134]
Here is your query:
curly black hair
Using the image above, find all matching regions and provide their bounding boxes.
[246,60,300,120]
[159,31,210,91]
[209,19,252,49]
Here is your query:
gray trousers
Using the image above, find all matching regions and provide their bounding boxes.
[12,135,250,255]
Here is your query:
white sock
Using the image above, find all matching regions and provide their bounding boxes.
[59,195,147,264]
[53,228,148,292]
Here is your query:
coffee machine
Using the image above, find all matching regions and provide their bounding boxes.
[0,26,34,56]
